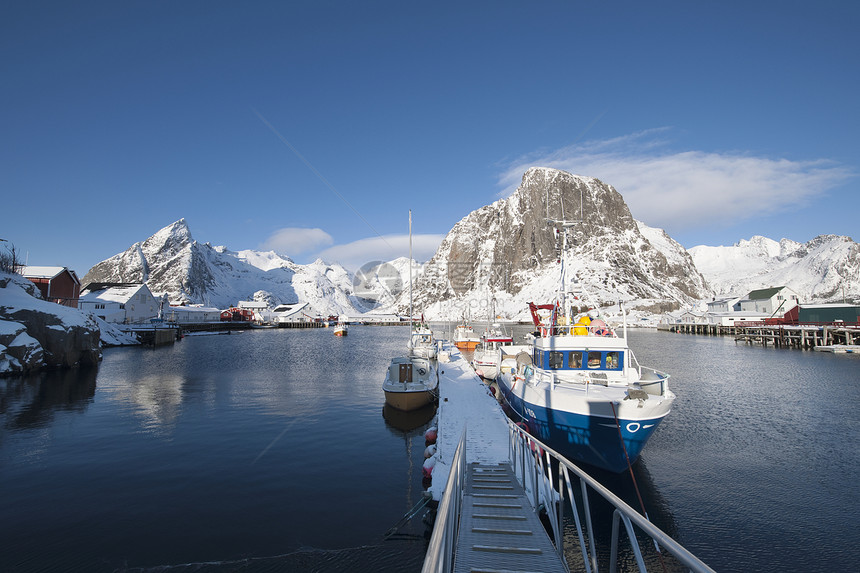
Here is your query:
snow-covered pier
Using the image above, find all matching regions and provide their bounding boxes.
[427,343,510,501]
[422,343,570,573]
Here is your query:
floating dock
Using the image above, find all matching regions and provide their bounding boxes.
[814,344,860,353]
[428,343,510,501]
[425,343,569,572]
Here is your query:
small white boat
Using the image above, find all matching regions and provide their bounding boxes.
[471,325,514,380]
[382,356,438,411]
[333,321,348,336]
[408,323,437,359]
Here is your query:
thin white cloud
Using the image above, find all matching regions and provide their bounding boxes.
[498,129,854,233]
[260,227,334,256]
[316,233,445,271]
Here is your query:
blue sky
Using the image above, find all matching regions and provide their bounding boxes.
[2,1,857,275]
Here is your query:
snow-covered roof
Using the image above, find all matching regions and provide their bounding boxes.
[21,266,75,280]
[79,284,148,304]
[272,302,310,317]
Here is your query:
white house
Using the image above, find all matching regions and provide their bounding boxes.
[737,286,799,316]
[78,283,159,324]
[709,312,771,327]
[272,302,317,324]
[706,296,742,313]
[238,300,272,323]
[165,305,222,324]
[678,310,708,324]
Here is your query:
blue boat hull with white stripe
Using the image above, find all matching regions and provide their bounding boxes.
[497,302,675,473]
[499,374,670,473]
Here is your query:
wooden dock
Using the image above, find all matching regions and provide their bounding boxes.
[665,322,860,350]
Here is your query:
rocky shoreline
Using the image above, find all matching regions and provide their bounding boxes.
[1,272,103,375]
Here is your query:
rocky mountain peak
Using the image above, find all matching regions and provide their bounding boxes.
[405,167,711,318]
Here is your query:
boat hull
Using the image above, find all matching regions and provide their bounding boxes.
[454,340,479,350]
[383,388,435,412]
[497,374,672,473]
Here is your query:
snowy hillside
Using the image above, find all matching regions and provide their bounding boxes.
[689,234,860,302]
[82,220,359,316]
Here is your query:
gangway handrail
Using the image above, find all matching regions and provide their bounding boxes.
[421,427,467,573]
[508,422,716,573]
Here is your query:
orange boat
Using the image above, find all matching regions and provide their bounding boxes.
[453,324,480,350]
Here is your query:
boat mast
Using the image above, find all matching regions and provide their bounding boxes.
[409,209,413,327]
[546,186,582,321]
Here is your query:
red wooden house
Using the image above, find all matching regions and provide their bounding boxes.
[21,266,81,308]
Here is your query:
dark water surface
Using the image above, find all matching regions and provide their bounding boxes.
[1,326,429,572]
[2,326,858,572]
[617,329,860,572]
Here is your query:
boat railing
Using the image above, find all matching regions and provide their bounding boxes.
[507,423,715,573]
[421,428,467,573]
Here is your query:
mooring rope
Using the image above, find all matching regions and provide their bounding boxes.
[610,401,668,573]
[383,495,433,539]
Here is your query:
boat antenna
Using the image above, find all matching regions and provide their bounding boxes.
[409,209,413,328]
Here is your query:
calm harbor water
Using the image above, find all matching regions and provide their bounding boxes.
[1,325,858,572]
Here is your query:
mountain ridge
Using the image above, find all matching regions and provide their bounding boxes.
[81,168,859,318]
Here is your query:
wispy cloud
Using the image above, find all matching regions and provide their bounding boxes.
[260,227,334,256]
[316,234,445,271]
[498,129,854,232]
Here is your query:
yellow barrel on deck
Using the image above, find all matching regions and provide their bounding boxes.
[573,315,591,335]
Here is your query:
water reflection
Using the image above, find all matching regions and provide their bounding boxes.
[103,373,185,436]
[381,403,436,433]
[0,366,97,430]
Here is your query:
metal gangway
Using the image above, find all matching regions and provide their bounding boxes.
[422,423,716,573]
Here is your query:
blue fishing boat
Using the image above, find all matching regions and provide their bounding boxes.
[497,220,675,473]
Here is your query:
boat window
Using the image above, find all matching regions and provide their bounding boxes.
[533,349,543,368]
[587,351,602,369]
[606,351,621,370]
[548,351,564,369]
[568,351,583,369]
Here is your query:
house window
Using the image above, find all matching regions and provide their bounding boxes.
[120,304,125,309]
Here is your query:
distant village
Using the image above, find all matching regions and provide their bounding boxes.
[17,265,401,328]
[18,265,860,330]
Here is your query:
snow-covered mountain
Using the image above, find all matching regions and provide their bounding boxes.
[81,171,856,320]
[384,167,711,320]
[81,219,359,315]
[689,234,860,302]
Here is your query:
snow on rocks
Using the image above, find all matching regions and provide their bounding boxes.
[1,271,102,375]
